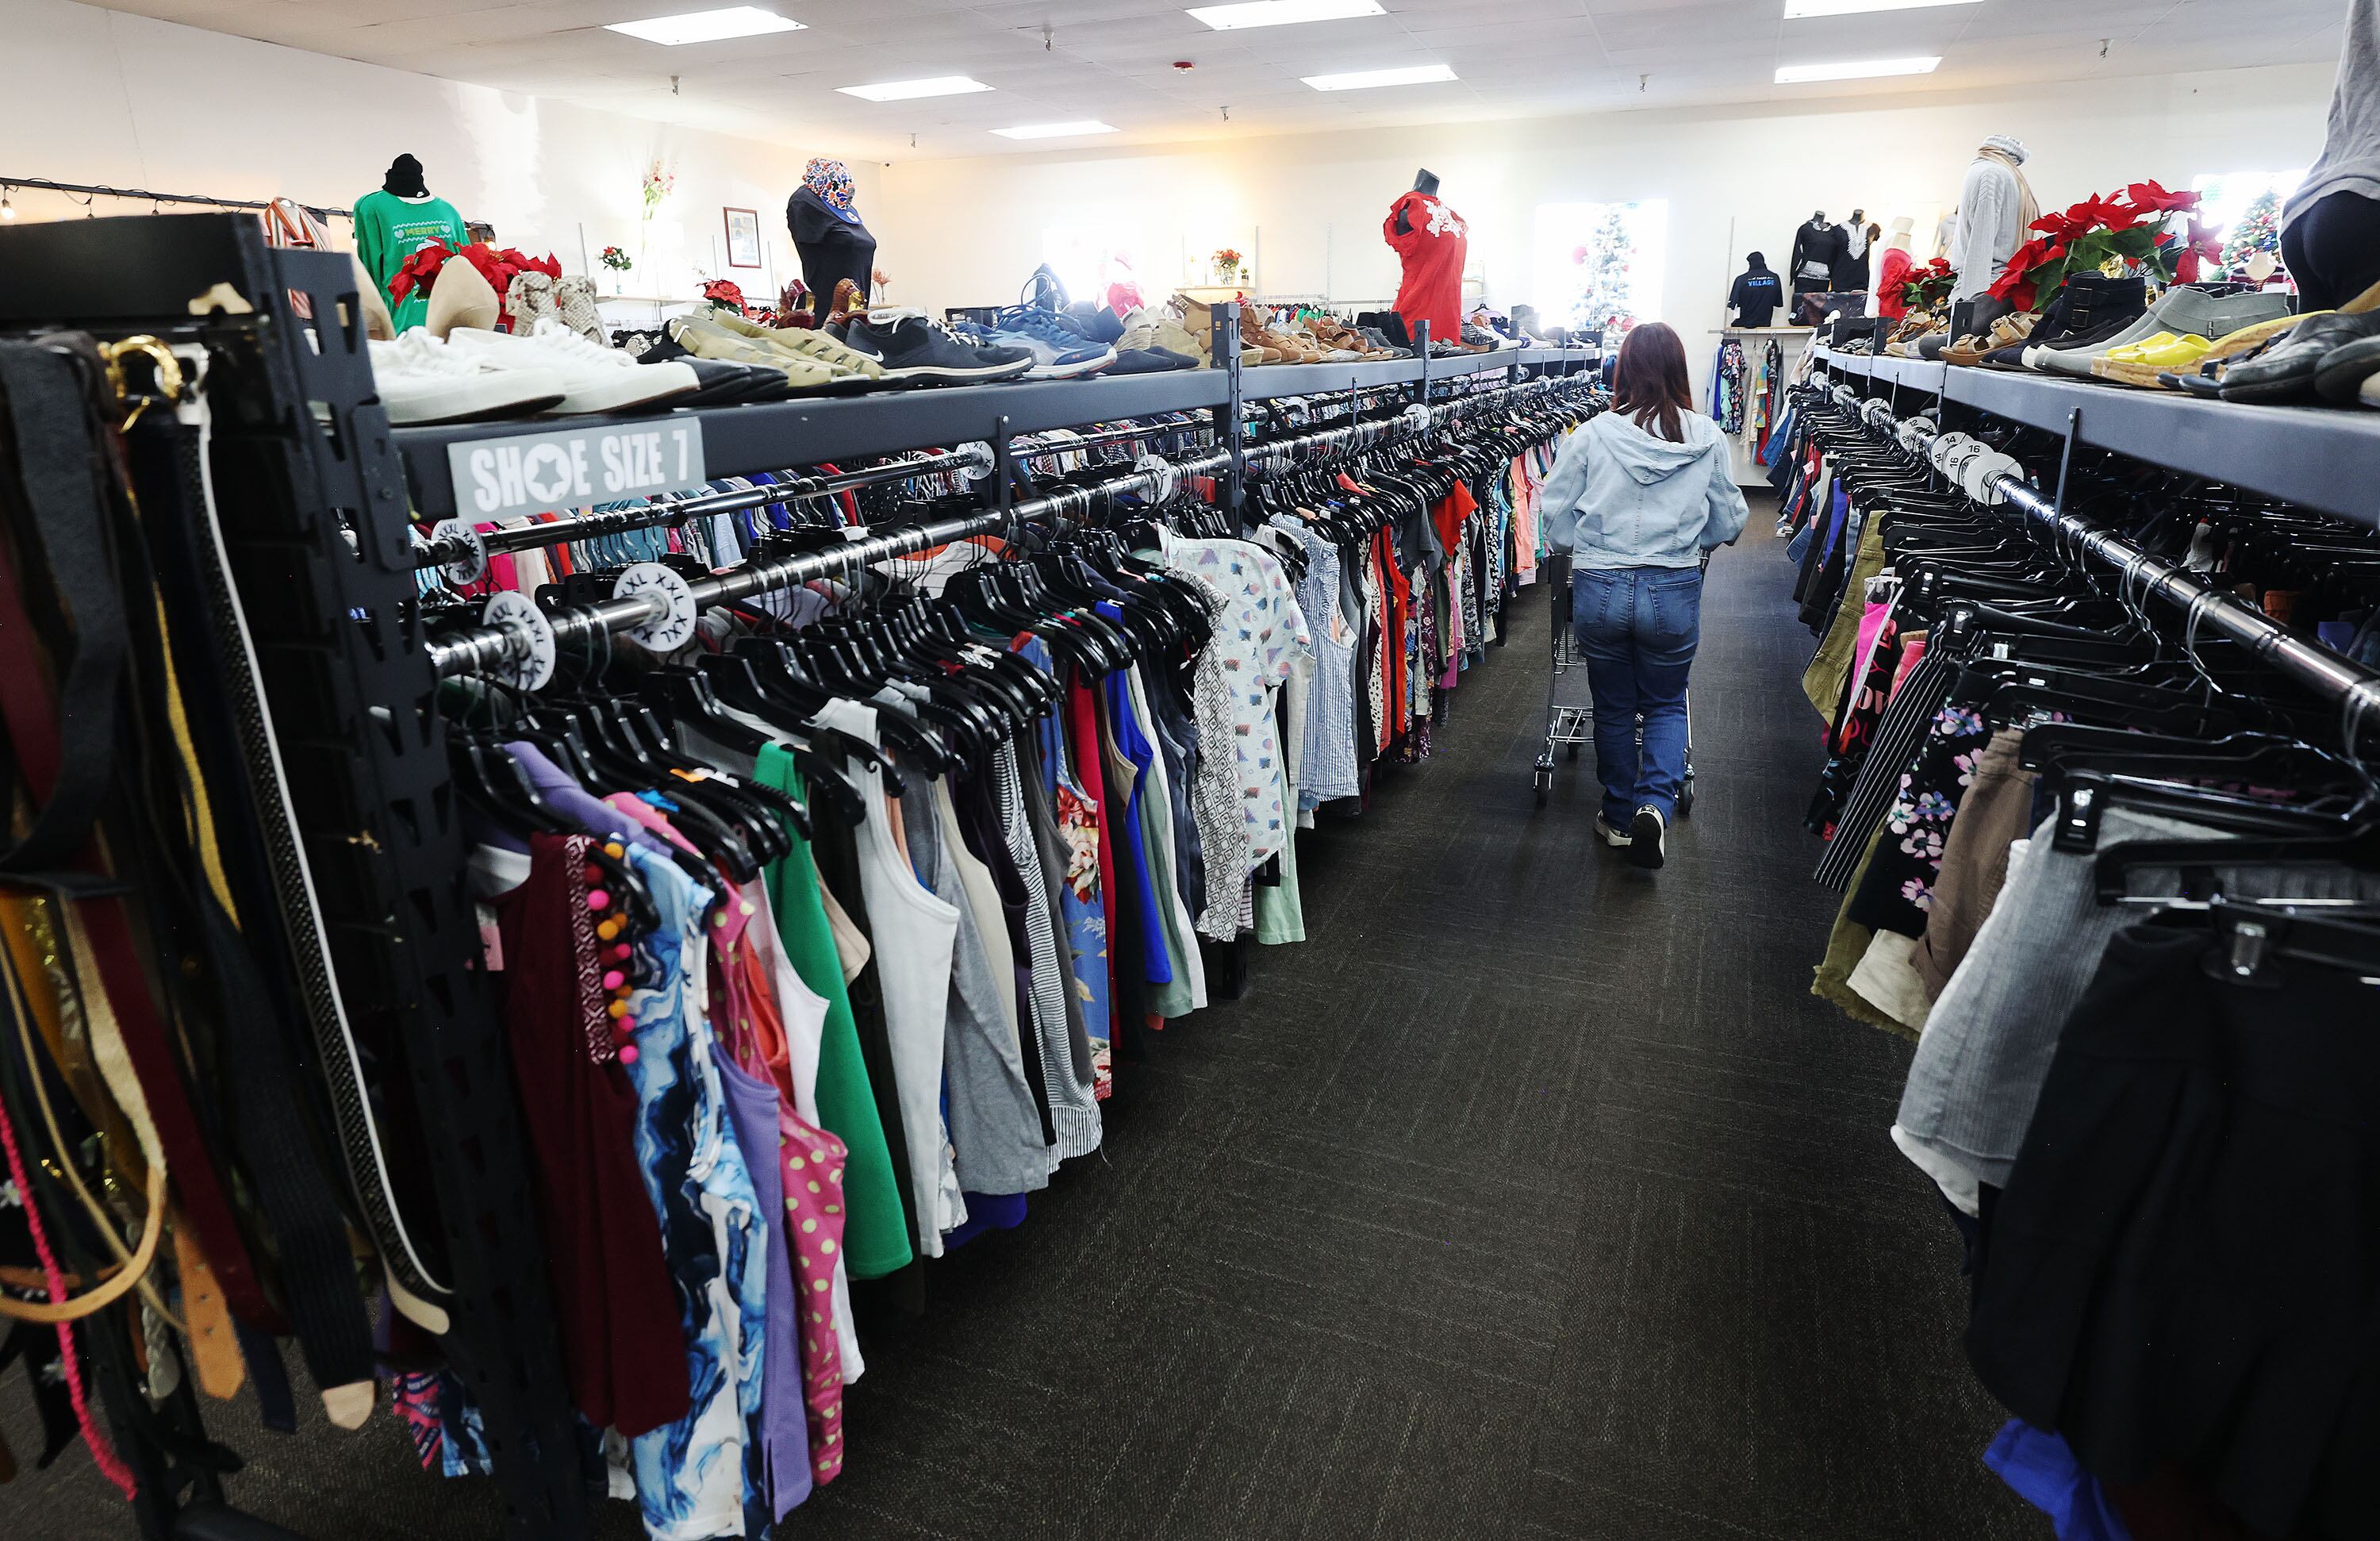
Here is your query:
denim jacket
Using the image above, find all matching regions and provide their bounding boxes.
[1538,409,1751,571]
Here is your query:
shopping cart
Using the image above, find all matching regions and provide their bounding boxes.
[1532,552,1696,813]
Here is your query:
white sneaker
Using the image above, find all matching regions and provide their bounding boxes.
[1592,814,1633,848]
[447,317,699,415]
[367,330,565,425]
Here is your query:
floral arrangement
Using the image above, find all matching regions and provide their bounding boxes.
[1211,247,1242,270]
[1899,256,1956,311]
[701,279,750,315]
[641,159,675,217]
[386,240,561,313]
[1988,181,2200,313]
[599,245,633,273]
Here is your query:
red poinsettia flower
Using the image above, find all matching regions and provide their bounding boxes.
[2119,179,2199,215]
[702,279,750,316]
[2029,207,2086,242]
[2066,194,2142,233]
[2171,215,2224,283]
[387,239,453,305]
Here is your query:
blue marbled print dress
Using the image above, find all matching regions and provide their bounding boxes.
[617,845,769,1540]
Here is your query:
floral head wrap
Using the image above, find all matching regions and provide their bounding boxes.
[803,157,855,211]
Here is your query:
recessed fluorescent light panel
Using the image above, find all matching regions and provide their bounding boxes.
[991,120,1118,140]
[1775,55,1940,83]
[1783,0,1978,15]
[1302,63,1458,91]
[1188,0,1384,29]
[838,75,992,102]
[605,6,804,44]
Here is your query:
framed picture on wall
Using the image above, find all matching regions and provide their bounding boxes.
[723,206,762,269]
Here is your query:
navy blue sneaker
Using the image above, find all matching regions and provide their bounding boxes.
[986,305,1118,379]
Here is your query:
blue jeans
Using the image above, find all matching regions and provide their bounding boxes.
[1572,566,1702,826]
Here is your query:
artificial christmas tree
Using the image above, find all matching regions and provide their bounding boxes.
[2221,190,2282,273]
[1570,206,1639,335]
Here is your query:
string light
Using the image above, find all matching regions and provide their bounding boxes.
[0,187,14,221]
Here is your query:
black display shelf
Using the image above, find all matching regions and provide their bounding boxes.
[392,344,1593,517]
[1816,349,1945,394]
[1814,346,2380,532]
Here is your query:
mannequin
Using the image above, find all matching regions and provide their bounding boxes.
[785,156,877,313]
[1726,253,1784,329]
[1384,167,1468,348]
[1833,208,1874,292]
[1948,135,2038,306]
[1788,211,1845,298]
[352,154,470,333]
[1874,217,1917,321]
[1394,167,1441,233]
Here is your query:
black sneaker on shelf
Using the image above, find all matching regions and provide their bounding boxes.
[1107,344,1199,374]
[843,309,1034,384]
[678,357,792,405]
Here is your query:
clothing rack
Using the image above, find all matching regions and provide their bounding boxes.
[411,443,1004,574]
[1813,381,2380,745]
[426,371,1586,681]
[413,417,1236,576]
[0,175,351,221]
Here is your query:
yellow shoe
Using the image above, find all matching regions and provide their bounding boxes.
[2103,331,2207,366]
[2093,331,2213,387]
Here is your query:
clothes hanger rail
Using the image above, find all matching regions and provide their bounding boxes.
[428,373,1600,681]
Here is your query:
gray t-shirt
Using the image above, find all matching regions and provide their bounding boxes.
[2286,0,2380,229]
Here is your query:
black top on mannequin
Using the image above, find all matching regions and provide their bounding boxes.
[786,186,876,311]
[1396,167,1441,234]
[1790,214,1846,290]
[384,155,427,197]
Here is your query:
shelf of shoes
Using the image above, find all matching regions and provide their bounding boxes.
[1814,348,2380,532]
[391,346,1597,517]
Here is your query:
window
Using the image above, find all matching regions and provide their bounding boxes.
[1532,202,1668,336]
[1041,214,1152,309]
[2190,171,2307,240]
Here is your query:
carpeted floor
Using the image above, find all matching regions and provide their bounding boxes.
[5,509,2037,1540]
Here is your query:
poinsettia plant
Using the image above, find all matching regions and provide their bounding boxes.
[701,279,750,316]
[1988,180,2200,313]
[384,240,561,329]
[1899,256,1956,311]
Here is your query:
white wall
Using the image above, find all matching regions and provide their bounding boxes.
[1,0,877,306]
[875,63,2332,367]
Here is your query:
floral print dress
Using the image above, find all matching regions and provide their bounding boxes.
[1845,697,1994,939]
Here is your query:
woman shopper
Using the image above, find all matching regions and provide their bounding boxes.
[1539,321,1751,869]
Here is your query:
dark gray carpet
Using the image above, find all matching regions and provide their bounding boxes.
[4,510,2037,1540]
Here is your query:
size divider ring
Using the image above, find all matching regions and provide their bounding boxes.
[1400,403,1434,432]
[613,562,699,652]
[431,518,489,586]
[481,590,556,690]
[1133,453,1175,505]
[952,441,996,482]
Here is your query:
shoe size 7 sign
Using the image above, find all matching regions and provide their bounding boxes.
[446,420,708,523]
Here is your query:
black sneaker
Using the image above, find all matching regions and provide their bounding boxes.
[1626,805,1667,869]
[679,357,792,405]
[843,308,1034,385]
[1107,344,1199,373]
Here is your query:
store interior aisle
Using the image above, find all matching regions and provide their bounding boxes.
[800,509,2036,1541]
[1,515,2033,1541]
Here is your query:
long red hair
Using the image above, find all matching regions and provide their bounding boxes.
[1612,322,1693,444]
